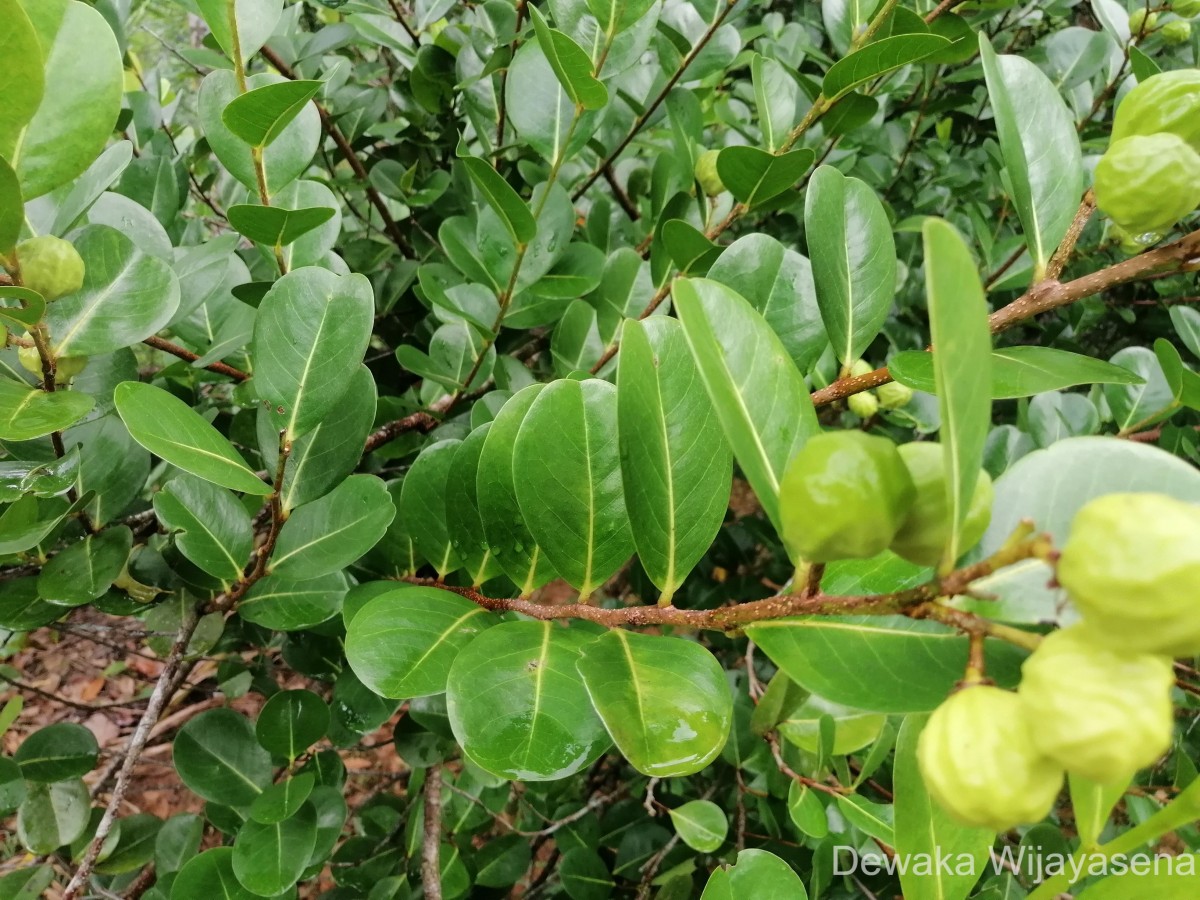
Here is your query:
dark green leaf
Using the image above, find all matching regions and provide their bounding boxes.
[222,80,323,148]
[0,377,94,442]
[716,146,815,208]
[154,475,253,585]
[823,34,950,100]
[16,778,90,854]
[14,723,98,782]
[256,690,329,761]
[460,156,537,244]
[270,474,395,579]
[37,525,131,606]
[528,6,608,110]
[173,709,273,807]
[226,204,335,247]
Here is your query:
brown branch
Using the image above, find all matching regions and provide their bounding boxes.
[495,0,528,155]
[385,0,419,43]
[422,763,444,900]
[603,164,640,221]
[363,410,439,453]
[142,335,249,381]
[924,0,959,23]
[1044,189,1096,281]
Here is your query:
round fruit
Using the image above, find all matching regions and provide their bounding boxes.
[1163,19,1192,44]
[1129,9,1159,34]
[779,431,915,563]
[1111,69,1200,152]
[15,236,85,301]
[17,344,42,376]
[849,358,874,378]
[694,149,725,197]
[889,442,994,568]
[918,685,1064,832]
[1174,0,1200,17]
[1057,492,1200,656]
[847,391,879,418]
[1017,626,1174,783]
[1093,133,1200,236]
[876,380,914,410]
[55,356,88,383]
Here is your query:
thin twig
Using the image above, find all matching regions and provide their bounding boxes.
[142,335,249,381]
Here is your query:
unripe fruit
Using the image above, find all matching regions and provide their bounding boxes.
[1129,9,1159,34]
[55,355,88,383]
[849,358,874,378]
[889,442,993,568]
[694,149,725,197]
[1174,0,1200,17]
[1163,19,1192,44]
[18,344,42,376]
[1017,626,1174,783]
[918,686,1064,832]
[1111,69,1200,153]
[15,236,85,302]
[847,391,878,418]
[1058,493,1200,656]
[1093,133,1200,236]
[780,431,915,563]
[876,380,914,410]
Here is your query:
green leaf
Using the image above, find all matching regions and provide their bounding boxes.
[226,204,336,247]
[823,34,950,100]
[255,690,329,761]
[0,377,94,442]
[559,847,614,900]
[1069,772,1127,852]
[617,318,731,603]
[746,616,1027,713]
[0,287,45,333]
[979,33,1083,279]
[269,474,395,579]
[172,848,259,900]
[114,382,270,496]
[345,586,498,699]
[893,715,994,900]
[400,439,463,577]
[889,347,1145,399]
[922,219,992,568]
[0,1,44,168]
[661,220,721,275]
[477,385,557,594]
[154,475,253,585]
[460,156,537,245]
[94,813,162,875]
[0,865,51,900]
[0,156,21,257]
[36,525,131,606]
[1105,346,1176,432]
[14,723,98,782]
[752,54,800,152]
[576,630,732,777]
[1075,867,1200,899]
[701,849,807,899]
[173,709,273,807]
[194,0,283,62]
[3,0,122,200]
[155,813,203,876]
[505,42,600,164]
[232,803,316,896]
[804,165,897,368]
[222,80,323,148]
[248,774,313,825]
[239,571,349,631]
[447,621,611,781]
[528,6,608,110]
[44,225,181,358]
[445,426,503,587]
[513,378,634,600]
[668,800,728,853]
[716,147,815,209]
[674,278,818,533]
[251,267,374,441]
[16,778,89,855]
[584,0,657,34]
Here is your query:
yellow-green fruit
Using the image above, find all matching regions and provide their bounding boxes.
[847,390,878,418]
[55,356,88,382]
[918,686,1064,832]
[694,149,725,197]
[1111,69,1200,152]
[876,380,914,410]
[1017,626,1174,783]
[18,344,42,376]
[889,442,993,568]
[1174,0,1200,17]
[1058,492,1200,656]
[1093,134,1200,236]
[15,236,85,301]
[849,358,874,378]
[1163,19,1193,43]
[1130,9,1159,33]
[779,431,915,563]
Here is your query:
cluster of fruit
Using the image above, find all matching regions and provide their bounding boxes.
[5,236,89,383]
[1094,68,1200,245]
[779,429,992,568]
[1132,1,1197,45]
[844,358,913,419]
[918,493,1196,832]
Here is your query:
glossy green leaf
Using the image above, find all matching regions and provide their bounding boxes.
[114,382,270,496]
[1170,306,1200,361]
[716,146,815,209]
[0,156,21,257]
[155,475,252,585]
[0,287,45,333]
[171,847,259,900]
[477,385,556,594]
[256,690,329,761]
[155,813,203,876]
[674,277,818,532]
[94,813,162,875]
[44,225,180,358]
[37,525,130,606]
[239,571,349,631]
[226,204,335,247]
[345,586,498,699]
[700,849,807,899]
[14,723,98,782]
[173,709,273,807]
[1105,346,1176,431]
[505,42,599,164]
[16,778,89,855]
[4,0,122,200]
[270,474,395,579]
[979,33,1083,279]
[248,774,313,825]
[559,848,614,900]
[460,156,536,244]
[752,54,800,152]
[445,425,503,587]
[668,800,728,852]
[400,439,463,577]
[0,377,94,442]
[447,621,611,781]
[0,1,44,170]
[661,219,721,275]
[1075,867,1200,899]
[232,802,316,895]
[576,630,732,777]
[195,0,283,62]
[617,317,731,603]
[823,34,950,100]
[514,378,634,600]
[222,79,323,148]
[889,346,1144,399]
[804,165,896,368]
[0,757,24,815]
[923,219,992,568]
[528,6,608,110]
[584,0,657,34]
[252,267,374,440]
[746,616,1026,713]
